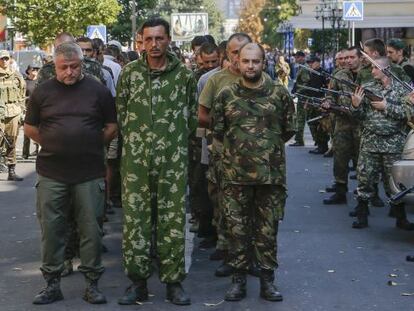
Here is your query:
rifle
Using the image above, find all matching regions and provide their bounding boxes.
[389,184,414,203]
[0,127,11,147]
[298,64,384,102]
[361,51,414,93]
[297,84,353,97]
[307,114,327,124]
[295,93,350,115]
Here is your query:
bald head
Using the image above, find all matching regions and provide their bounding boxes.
[54,32,75,48]
[239,43,265,61]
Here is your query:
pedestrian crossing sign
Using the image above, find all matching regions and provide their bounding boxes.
[87,25,107,44]
[343,1,364,21]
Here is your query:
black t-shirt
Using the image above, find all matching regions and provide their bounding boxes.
[25,76,117,184]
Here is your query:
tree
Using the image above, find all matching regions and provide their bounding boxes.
[107,0,157,46]
[1,0,121,46]
[237,0,266,43]
[260,0,299,48]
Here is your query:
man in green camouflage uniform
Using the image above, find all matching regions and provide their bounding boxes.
[356,38,412,209]
[290,51,309,146]
[350,57,413,229]
[198,33,252,277]
[116,18,196,306]
[323,47,362,205]
[0,50,26,181]
[213,43,296,302]
[386,38,414,83]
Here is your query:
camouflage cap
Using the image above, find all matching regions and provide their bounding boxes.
[0,50,10,58]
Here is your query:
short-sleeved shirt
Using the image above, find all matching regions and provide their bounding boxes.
[198,68,240,110]
[25,76,117,184]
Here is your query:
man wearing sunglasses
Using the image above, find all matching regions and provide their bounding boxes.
[0,50,26,181]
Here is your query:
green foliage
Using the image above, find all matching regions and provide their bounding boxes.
[260,0,299,48]
[107,0,157,45]
[310,28,348,55]
[1,0,121,46]
[238,0,265,43]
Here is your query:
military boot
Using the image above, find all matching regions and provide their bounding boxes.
[118,280,149,305]
[83,278,106,304]
[215,262,233,277]
[370,183,385,207]
[352,199,369,229]
[166,282,191,305]
[323,183,347,205]
[33,276,63,305]
[225,272,247,301]
[259,269,283,301]
[7,164,23,181]
[393,203,414,231]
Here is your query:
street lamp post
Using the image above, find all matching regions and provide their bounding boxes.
[315,1,344,68]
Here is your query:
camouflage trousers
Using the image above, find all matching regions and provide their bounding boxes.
[222,184,286,271]
[122,165,186,283]
[357,150,400,201]
[307,107,329,148]
[1,115,19,165]
[333,121,360,185]
[208,180,227,251]
[294,102,306,144]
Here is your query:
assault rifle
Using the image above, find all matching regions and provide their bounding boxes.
[297,85,353,97]
[389,183,414,203]
[295,93,350,115]
[0,127,11,147]
[297,64,384,102]
[361,51,414,93]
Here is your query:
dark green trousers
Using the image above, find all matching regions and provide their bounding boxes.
[36,175,105,280]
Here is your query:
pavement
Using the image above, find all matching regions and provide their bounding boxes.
[1,129,414,311]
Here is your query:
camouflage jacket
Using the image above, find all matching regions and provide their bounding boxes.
[357,62,411,85]
[213,76,296,186]
[326,68,359,127]
[350,80,408,153]
[0,68,26,119]
[292,63,310,94]
[37,57,105,86]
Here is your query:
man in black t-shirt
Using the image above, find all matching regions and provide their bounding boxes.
[24,42,117,305]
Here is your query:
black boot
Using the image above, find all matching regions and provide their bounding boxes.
[118,280,149,305]
[225,272,247,301]
[33,276,63,305]
[326,183,337,193]
[83,278,106,304]
[323,183,347,205]
[260,269,283,301]
[349,207,370,217]
[393,203,414,231]
[352,199,369,229]
[166,282,191,305]
[370,184,385,207]
[7,164,23,181]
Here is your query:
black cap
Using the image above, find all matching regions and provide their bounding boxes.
[294,51,305,57]
[306,55,321,63]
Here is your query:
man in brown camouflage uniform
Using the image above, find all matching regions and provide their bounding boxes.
[0,50,26,181]
[213,43,296,301]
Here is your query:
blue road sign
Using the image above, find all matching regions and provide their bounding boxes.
[87,25,107,44]
[343,1,364,21]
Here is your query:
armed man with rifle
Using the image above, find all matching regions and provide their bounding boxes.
[356,38,412,209]
[350,57,414,230]
[321,46,363,205]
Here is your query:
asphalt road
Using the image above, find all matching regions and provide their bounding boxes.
[1,131,414,311]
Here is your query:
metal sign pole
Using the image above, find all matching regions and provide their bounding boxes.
[352,21,355,46]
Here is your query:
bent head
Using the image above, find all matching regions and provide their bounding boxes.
[54,42,83,85]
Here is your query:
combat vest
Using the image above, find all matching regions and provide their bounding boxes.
[0,68,25,118]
